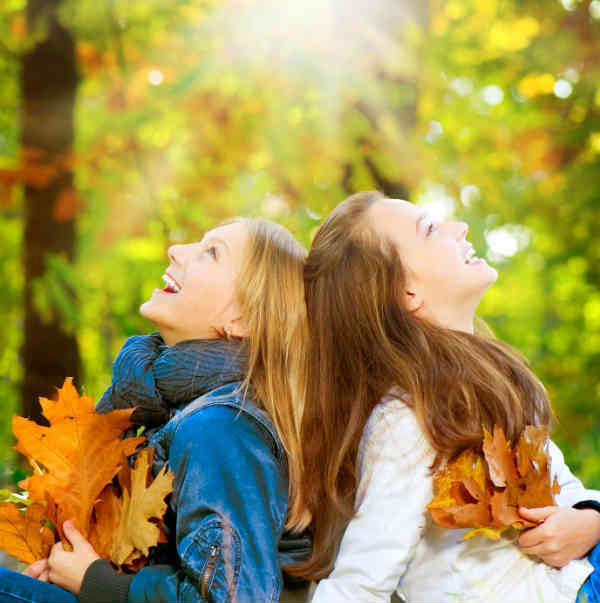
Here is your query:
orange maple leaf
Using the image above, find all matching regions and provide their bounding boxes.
[0,378,173,570]
[88,484,122,561]
[0,502,55,565]
[14,378,145,541]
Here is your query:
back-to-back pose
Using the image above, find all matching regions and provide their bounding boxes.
[290,191,600,602]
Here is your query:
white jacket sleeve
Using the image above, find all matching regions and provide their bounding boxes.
[549,439,600,507]
[311,399,435,603]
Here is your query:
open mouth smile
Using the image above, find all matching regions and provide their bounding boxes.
[161,273,182,293]
[464,246,483,265]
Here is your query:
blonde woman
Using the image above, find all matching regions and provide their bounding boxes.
[290,191,600,602]
[2,218,310,602]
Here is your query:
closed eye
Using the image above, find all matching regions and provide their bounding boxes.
[426,222,436,236]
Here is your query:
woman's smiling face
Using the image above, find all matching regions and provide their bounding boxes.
[366,198,498,331]
[140,222,249,345]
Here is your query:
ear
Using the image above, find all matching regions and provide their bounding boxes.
[225,315,249,338]
[403,286,424,314]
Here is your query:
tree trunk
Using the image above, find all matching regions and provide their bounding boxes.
[345,0,430,200]
[21,0,80,423]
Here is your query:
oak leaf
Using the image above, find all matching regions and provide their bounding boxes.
[427,425,560,540]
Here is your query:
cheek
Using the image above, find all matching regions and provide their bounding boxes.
[183,273,237,316]
[419,243,464,293]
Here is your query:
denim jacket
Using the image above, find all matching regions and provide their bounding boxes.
[124,381,306,602]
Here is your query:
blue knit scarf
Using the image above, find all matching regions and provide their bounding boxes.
[95,333,248,431]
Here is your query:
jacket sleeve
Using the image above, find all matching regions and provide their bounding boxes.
[127,404,287,603]
[549,439,600,507]
[311,399,435,603]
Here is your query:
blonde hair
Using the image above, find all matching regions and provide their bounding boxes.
[232,217,307,527]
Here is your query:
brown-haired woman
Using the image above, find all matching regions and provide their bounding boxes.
[289,191,600,602]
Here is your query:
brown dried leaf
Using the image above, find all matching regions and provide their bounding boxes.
[516,425,549,479]
[482,426,518,487]
[428,424,560,540]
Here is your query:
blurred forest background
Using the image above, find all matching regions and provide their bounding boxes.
[0,0,599,489]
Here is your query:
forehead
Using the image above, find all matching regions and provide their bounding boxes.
[203,222,248,245]
[202,222,249,264]
[366,199,421,241]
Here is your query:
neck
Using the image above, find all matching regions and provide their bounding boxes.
[438,314,475,334]
[158,327,218,347]
[422,304,477,334]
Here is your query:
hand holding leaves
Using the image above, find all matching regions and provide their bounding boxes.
[0,378,173,571]
[427,425,561,540]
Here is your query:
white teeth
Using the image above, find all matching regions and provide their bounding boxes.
[465,248,476,264]
[162,274,181,293]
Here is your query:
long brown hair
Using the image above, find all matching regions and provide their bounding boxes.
[287,191,551,579]
[233,217,308,524]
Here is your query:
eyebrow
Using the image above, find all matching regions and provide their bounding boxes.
[202,236,230,252]
[416,213,427,233]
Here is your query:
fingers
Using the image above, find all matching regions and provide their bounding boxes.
[51,541,65,555]
[23,559,48,578]
[62,520,83,546]
[519,545,569,568]
[518,506,559,523]
[518,512,560,549]
[39,568,50,582]
[518,525,545,549]
[519,519,564,562]
[519,539,562,561]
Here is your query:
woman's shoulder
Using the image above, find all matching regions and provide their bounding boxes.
[164,382,285,460]
[359,388,433,471]
[364,387,419,440]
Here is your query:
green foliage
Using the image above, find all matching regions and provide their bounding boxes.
[0,0,599,486]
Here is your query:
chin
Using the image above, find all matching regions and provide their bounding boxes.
[485,264,499,285]
[139,298,160,323]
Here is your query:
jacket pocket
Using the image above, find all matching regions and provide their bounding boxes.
[180,516,241,603]
[201,544,221,600]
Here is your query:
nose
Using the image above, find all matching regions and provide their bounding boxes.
[168,244,185,265]
[453,221,468,240]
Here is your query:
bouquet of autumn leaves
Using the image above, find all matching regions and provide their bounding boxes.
[427,424,561,540]
[0,378,173,571]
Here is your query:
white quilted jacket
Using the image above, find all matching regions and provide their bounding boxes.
[311,394,600,603]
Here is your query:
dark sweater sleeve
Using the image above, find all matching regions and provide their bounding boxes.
[78,559,134,603]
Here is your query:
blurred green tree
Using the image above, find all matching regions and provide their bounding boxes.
[0,0,598,487]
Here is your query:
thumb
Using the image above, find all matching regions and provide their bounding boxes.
[62,520,86,548]
[519,506,560,523]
